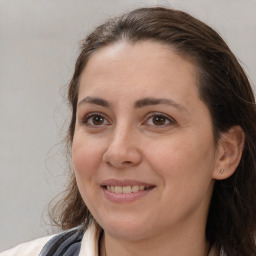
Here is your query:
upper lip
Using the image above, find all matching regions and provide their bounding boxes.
[100,179,155,187]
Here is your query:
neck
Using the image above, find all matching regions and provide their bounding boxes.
[100,225,210,256]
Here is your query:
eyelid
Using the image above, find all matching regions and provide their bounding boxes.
[82,112,111,126]
[80,111,175,127]
[143,112,176,126]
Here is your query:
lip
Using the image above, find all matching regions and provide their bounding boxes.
[100,179,154,187]
[100,179,155,203]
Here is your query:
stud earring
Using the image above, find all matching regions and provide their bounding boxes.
[220,169,224,174]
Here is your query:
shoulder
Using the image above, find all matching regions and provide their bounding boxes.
[0,223,99,256]
[0,235,54,256]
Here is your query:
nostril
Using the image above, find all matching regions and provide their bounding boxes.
[105,161,113,168]
[122,161,132,165]
[103,148,142,168]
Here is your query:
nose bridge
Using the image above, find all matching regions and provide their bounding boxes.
[112,119,133,147]
[103,119,141,168]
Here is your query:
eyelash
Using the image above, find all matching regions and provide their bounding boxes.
[82,112,176,128]
[82,112,111,127]
[143,112,176,127]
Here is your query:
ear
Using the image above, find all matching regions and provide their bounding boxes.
[212,125,245,180]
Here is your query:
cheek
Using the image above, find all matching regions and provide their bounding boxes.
[71,134,105,211]
[72,134,104,182]
[144,135,215,218]
[144,132,216,181]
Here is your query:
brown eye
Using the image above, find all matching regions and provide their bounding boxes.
[83,114,110,127]
[91,115,105,125]
[152,115,167,125]
[145,113,175,127]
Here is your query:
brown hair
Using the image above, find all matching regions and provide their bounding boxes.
[50,7,256,256]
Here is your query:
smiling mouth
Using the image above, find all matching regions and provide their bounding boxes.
[103,185,153,194]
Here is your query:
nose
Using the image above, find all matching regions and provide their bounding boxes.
[102,125,142,169]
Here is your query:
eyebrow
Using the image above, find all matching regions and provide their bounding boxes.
[78,96,110,108]
[77,96,187,112]
[134,97,187,112]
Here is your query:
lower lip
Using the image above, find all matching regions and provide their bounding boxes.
[102,187,154,202]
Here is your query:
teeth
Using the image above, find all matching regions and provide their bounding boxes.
[115,186,122,193]
[132,185,139,193]
[123,186,132,193]
[106,185,147,194]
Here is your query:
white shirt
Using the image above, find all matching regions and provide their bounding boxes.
[0,224,98,256]
[0,224,218,256]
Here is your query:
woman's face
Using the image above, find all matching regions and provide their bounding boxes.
[72,41,220,242]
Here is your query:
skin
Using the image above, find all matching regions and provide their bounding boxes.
[72,41,243,256]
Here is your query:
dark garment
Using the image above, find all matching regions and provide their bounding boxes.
[39,226,84,256]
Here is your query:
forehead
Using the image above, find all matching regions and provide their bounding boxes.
[78,40,199,104]
[82,40,197,75]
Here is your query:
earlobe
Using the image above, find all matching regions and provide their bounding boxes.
[213,125,245,180]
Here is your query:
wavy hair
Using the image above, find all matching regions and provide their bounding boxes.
[50,7,256,256]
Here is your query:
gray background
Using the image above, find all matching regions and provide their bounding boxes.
[0,0,255,252]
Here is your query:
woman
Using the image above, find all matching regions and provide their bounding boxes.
[2,6,256,256]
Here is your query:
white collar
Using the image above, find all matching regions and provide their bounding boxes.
[79,222,100,256]
[78,223,220,256]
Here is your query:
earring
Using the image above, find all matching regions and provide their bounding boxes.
[220,169,224,174]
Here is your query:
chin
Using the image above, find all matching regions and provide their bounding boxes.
[98,216,152,241]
